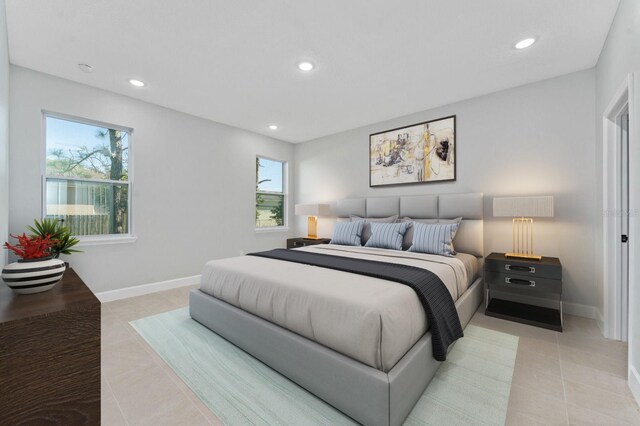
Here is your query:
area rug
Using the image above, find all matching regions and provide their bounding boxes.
[131,308,518,425]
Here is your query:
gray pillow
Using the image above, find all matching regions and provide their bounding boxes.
[401,217,461,250]
[349,215,398,245]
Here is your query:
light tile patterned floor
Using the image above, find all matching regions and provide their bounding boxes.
[101,287,640,425]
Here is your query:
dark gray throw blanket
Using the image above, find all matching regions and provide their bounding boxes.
[248,248,463,362]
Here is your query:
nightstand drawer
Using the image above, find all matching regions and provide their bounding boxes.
[485,256,561,280]
[485,271,562,295]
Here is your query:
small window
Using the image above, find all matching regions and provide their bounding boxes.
[44,114,132,237]
[256,156,286,229]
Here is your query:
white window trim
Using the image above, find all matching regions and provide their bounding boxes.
[255,155,288,232]
[41,111,136,243]
[76,235,138,246]
[255,226,290,234]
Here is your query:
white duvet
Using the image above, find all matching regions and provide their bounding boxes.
[199,245,477,372]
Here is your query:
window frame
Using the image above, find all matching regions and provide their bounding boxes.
[255,155,288,232]
[41,111,136,245]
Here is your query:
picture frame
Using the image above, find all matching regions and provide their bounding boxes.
[369,115,456,187]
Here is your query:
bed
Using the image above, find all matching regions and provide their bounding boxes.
[190,193,484,426]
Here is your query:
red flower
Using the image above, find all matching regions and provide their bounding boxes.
[3,233,57,260]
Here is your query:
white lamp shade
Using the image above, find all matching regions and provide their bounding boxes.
[294,203,331,217]
[493,196,554,217]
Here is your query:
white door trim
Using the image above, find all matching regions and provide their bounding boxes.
[602,72,640,407]
[602,73,636,341]
[630,73,640,407]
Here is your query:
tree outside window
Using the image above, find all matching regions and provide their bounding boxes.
[44,115,131,237]
[256,157,286,228]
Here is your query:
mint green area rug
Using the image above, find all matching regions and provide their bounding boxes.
[131,308,518,426]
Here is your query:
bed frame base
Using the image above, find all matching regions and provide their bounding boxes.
[189,277,483,426]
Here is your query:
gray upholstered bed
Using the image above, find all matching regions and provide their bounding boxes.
[190,193,484,426]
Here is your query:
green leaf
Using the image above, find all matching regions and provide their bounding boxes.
[28,218,82,257]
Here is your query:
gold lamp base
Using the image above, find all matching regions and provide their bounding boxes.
[306,215,319,239]
[505,252,542,260]
[507,217,542,260]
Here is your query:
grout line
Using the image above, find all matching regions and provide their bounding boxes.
[557,332,571,425]
[561,375,640,423]
[102,290,210,424]
[140,324,217,424]
[103,374,131,426]
[101,303,142,426]
[556,343,627,378]
[124,297,217,425]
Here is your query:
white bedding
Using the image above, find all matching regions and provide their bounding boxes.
[199,245,478,372]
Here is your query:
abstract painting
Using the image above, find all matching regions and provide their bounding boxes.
[369,115,456,187]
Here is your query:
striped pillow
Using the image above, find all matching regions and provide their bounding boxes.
[409,222,460,257]
[330,221,364,246]
[401,217,462,250]
[364,222,410,250]
[350,215,398,245]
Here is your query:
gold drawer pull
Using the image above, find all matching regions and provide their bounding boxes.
[505,277,536,287]
[505,264,535,273]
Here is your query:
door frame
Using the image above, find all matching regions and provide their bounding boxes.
[602,73,637,343]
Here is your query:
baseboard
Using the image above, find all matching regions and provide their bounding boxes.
[95,274,201,303]
[629,365,640,407]
[562,301,597,319]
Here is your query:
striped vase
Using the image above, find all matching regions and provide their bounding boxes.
[1,257,66,294]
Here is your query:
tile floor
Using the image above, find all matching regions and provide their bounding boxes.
[101,287,640,425]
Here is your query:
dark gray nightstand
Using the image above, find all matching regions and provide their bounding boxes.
[484,252,563,331]
[286,237,331,249]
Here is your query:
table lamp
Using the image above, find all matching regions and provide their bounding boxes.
[294,204,331,239]
[493,196,554,260]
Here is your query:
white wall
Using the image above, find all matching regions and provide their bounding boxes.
[294,69,597,315]
[9,66,294,293]
[594,0,640,402]
[0,0,9,268]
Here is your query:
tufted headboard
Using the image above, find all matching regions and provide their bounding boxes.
[335,193,484,257]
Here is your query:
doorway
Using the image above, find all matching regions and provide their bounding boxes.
[621,109,629,342]
[603,74,636,343]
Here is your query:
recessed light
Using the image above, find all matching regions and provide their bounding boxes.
[297,61,314,71]
[269,124,278,130]
[129,79,145,87]
[515,38,536,49]
[78,64,93,73]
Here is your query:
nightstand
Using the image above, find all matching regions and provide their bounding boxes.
[484,252,563,331]
[287,237,331,249]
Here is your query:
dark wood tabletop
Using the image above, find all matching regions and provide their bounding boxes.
[485,252,561,266]
[0,267,100,324]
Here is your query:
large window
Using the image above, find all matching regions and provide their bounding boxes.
[256,156,286,229]
[44,113,132,238]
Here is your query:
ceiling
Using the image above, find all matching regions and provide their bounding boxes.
[5,0,619,143]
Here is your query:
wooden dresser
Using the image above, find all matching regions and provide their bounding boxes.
[0,268,101,425]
